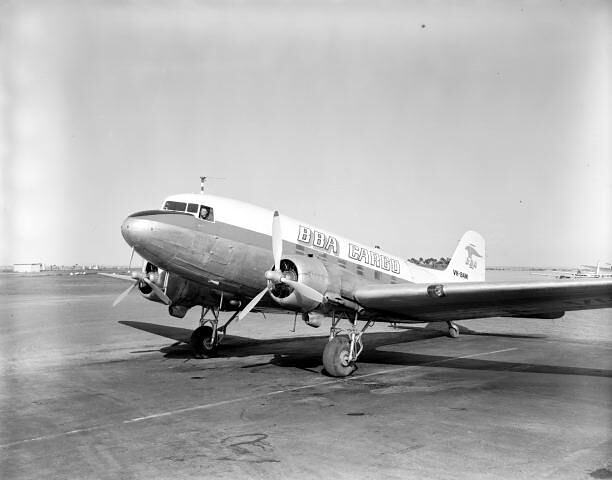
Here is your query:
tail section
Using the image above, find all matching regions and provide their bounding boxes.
[445,231,485,282]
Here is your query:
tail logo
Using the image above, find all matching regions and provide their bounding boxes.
[465,244,482,270]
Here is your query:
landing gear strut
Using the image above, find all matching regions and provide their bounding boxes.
[191,304,239,357]
[322,311,373,377]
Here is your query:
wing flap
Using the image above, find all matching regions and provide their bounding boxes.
[353,279,612,322]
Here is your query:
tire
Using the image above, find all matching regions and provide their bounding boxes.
[448,325,459,338]
[191,326,218,357]
[322,335,355,377]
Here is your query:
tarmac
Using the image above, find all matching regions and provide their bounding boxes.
[0,273,611,479]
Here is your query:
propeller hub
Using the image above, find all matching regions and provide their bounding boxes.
[265,270,283,283]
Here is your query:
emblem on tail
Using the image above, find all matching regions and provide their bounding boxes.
[465,243,483,270]
[445,231,486,282]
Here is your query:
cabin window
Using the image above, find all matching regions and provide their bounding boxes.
[187,203,198,214]
[163,201,187,212]
[356,265,364,276]
[199,205,214,222]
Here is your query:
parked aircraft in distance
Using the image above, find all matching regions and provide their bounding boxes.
[103,190,612,376]
[531,262,612,279]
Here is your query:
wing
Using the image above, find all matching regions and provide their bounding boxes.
[353,279,612,322]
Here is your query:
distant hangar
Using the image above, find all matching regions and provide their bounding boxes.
[13,263,43,273]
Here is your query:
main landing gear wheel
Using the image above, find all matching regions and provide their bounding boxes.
[191,325,218,357]
[447,322,460,338]
[323,335,356,377]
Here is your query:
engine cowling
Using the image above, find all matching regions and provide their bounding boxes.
[137,262,167,303]
[268,255,329,312]
[138,262,230,317]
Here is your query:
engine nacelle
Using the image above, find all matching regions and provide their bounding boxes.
[268,255,329,312]
[138,262,240,318]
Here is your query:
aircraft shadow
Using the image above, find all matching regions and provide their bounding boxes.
[119,321,611,378]
[398,323,547,340]
[358,350,612,379]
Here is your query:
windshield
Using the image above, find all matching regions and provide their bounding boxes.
[163,201,187,212]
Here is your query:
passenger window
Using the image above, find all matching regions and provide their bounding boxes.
[187,203,198,214]
[199,205,214,222]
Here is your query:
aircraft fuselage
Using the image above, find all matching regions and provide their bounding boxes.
[121,193,456,318]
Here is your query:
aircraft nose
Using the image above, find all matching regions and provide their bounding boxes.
[120,209,198,267]
[121,214,155,248]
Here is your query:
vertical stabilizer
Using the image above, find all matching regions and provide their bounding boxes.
[445,231,486,282]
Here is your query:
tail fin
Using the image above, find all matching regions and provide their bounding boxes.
[445,231,486,282]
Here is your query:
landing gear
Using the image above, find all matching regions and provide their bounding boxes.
[191,325,217,357]
[447,321,460,338]
[323,335,354,377]
[190,304,239,357]
[322,311,373,377]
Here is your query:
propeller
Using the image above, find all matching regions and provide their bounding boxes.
[141,275,171,305]
[237,211,324,321]
[100,259,171,307]
[104,271,172,307]
[112,281,137,307]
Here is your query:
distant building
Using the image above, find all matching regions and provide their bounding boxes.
[13,263,43,273]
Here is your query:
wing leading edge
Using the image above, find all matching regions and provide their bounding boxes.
[353,279,612,322]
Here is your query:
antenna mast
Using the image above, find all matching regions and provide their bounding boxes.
[199,175,225,193]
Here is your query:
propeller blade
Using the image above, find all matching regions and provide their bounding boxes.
[98,272,135,282]
[128,247,135,271]
[238,288,268,321]
[272,210,282,272]
[143,277,172,305]
[112,282,137,307]
[280,278,324,303]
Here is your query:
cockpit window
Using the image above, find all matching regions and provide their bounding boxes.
[187,203,198,214]
[199,205,214,222]
[163,201,187,212]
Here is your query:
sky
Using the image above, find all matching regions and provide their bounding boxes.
[1,0,611,267]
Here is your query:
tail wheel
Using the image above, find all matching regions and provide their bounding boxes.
[323,335,355,377]
[447,321,460,338]
[191,325,218,357]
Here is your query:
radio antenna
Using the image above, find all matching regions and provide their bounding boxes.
[199,176,226,194]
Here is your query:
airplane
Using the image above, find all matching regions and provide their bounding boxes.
[103,191,612,377]
[531,261,612,279]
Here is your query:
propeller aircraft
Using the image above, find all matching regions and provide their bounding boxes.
[531,262,612,279]
[103,191,612,377]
